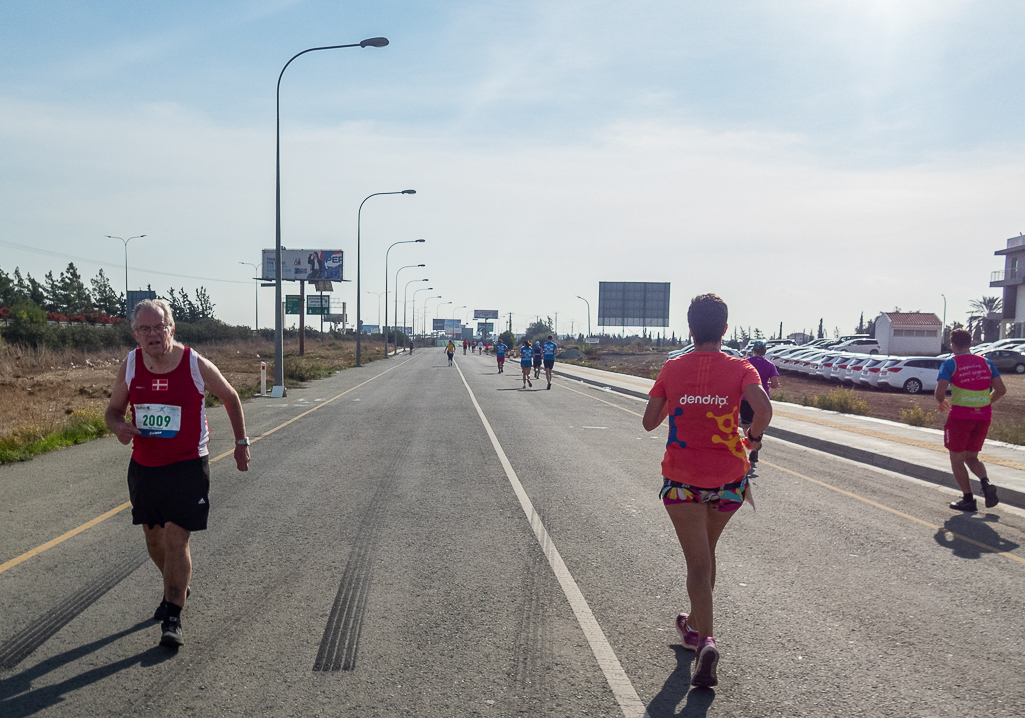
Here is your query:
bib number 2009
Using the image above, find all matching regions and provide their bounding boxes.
[135,403,182,438]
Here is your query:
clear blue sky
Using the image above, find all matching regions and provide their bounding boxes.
[3,1,1024,338]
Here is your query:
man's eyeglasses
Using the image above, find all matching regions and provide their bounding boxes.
[135,324,170,334]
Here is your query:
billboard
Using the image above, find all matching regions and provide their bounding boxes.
[432,319,461,334]
[262,249,343,282]
[127,290,156,319]
[432,318,446,331]
[474,309,499,320]
[597,282,670,328]
[476,322,494,334]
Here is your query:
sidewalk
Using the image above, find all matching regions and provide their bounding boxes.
[553,361,1025,510]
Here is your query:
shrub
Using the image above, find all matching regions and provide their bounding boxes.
[899,405,940,427]
[0,409,110,464]
[990,419,1025,446]
[806,388,870,415]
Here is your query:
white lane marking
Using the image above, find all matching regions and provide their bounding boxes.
[454,362,649,718]
[582,426,608,430]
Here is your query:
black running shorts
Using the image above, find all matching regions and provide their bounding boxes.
[127,456,210,531]
[739,399,754,425]
[543,359,554,369]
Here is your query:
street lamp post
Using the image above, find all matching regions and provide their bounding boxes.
[275,37,389,391]
[403,279,428,354]
[425,297,445,342]
[106,234,146,316]
[367,291,384,330]
[941,293,947,346]
[412,288,435,352]
[239,262,260,329]
[357,193,416,366]
[576,295,591,337]
[394,261,425,354]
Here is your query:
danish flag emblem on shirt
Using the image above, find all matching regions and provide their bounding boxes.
[152,378,169,391]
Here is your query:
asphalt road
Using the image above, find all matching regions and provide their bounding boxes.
[1,348,1024,717]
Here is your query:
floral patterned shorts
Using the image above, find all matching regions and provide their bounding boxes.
[659,476,748,512]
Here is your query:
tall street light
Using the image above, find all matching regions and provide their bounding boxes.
[239,262,260,329]
[404,279,428,354]
[106,234,146,316]
[576,295,591,337]
[275,37,389,391]
[367,290,384,329]
[452,305,466,319]
[941,293,947,345]
[357,192,416,366]
[394,261,425,354]
[384,238,424,359]
[412,288,435,352]
[424,296,444,341]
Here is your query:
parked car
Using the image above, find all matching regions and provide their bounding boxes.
[980,349,1025,374]
[989,338,1025,351]
[831,338,881,354]
[812,353,843,380]
[829,353,867,382]
[842,356,875,384]
[856,357,897,387]
[792,350,828,375]
[878,357,945,394]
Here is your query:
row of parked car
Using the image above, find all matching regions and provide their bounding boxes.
[764,337,1025,394]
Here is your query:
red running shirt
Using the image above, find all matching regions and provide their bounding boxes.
[126,347,209,467]
[650,352,762,488]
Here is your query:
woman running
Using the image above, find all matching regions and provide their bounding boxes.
[519,339,534,388]
[532,340,543,379]
[642,294,771,688]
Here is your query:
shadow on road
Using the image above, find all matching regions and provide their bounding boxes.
[645,645,715,717]
[933,513,1020,559]
[0,620,174,718]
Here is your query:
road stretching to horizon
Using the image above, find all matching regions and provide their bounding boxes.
[1,349,1024,717]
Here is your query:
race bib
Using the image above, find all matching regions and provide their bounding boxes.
[135,403,182,438]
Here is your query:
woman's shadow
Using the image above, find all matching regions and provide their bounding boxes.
[645,645,716,717]
[933,513,1020,559]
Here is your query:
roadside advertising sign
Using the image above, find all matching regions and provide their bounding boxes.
[477,322,494,333]
[432,318,446,331]
[262,249,344,282]
[473,309,499,320]
[285,295,301,314]
[597,281,670,328]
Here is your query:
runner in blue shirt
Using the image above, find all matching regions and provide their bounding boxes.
[519,339,534,388]
[542,335,558,390]
[532,341,543,380]
[495,341,507,374]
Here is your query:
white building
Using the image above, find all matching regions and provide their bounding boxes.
[990,234,1025,338]
[875,312,942,356]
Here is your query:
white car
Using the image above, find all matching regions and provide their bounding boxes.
[990,338,1025,351]
[812,353,843,380]
[856,356,897,387]
[842,356,875,384]
[877,357,946,394]
[831,338,881,354]
[829,354,864,382]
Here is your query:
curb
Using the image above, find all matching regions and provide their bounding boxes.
[553,366,1025,511]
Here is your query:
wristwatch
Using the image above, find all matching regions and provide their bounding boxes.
[236,437,251,446]
[747,433,763,443]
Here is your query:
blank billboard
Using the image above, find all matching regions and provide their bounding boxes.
[597,282,670,328]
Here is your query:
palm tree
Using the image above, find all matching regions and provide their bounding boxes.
[966,296,1002,343]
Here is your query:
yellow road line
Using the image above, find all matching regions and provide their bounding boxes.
[0,357,413,576]
[555,381,1024,568]
[774,409,1025,472]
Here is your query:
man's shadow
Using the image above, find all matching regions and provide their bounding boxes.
[645,645,715,717]
[0,620,174,718]
[933,513,1020,559]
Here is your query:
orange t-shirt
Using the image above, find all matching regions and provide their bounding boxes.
[649,351,761,488]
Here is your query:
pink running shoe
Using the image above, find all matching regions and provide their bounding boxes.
[675,613,699,650]
[691,637,719,688]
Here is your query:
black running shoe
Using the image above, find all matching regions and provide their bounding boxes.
[547,382,551,390]
[949,497,978,512]
[159,616,184,648]
[749,449,759,465]
[982,483,1000,509]
[153,586,191,621]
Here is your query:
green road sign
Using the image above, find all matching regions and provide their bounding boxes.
[285,295,301,314]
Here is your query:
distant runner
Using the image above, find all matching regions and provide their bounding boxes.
[446,340,456,366]
[105,299,250,650]
[532,340,543,379]
[519,339,534,388]
[936,327,1005,511]
[542,335,558,390]
[463,339,468,355]
[495,340,507,373]
[642,294,771,688]
[740,341,779,467]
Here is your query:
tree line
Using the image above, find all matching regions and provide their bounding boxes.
[0,263,217,324]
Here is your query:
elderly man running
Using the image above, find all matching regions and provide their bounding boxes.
[106,299,250,649]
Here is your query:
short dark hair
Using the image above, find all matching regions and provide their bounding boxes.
[688,294,728,344]
[950,328,971,348]
[547,335,552,340]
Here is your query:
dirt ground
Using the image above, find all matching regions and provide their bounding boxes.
[0,337,384,440]
[573,348,1025,431]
